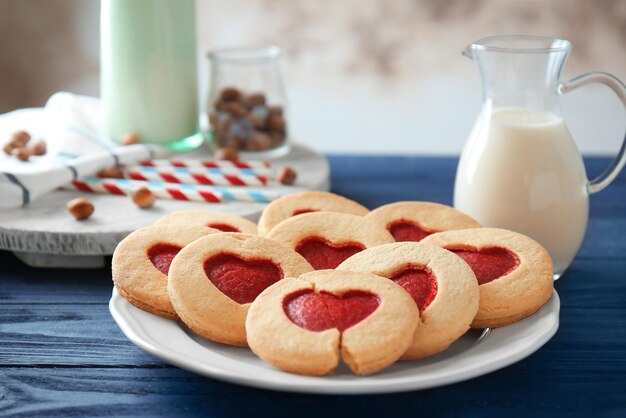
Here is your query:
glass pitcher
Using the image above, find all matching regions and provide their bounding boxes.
[454,36,626,278]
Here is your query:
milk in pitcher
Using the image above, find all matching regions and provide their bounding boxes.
[454,108,589,274]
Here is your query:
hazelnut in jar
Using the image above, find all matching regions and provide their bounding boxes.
[207,46,290,158]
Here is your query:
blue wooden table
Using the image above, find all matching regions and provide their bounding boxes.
[1,156,625,417]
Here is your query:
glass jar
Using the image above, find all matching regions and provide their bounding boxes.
[207,46,290,158]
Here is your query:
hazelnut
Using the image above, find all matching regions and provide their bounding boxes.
[208,112,217,127]
[215,136,229,147]
[130,186,156,208]
[228,117,253,139]
[244,93,266,109]
[270,132,286,147]
[213,100,226,112]
[97,166,125,179]
[28,139,47,156]
[248,132,272,151]
[228,136,247,150]
[220,87,242,102]
[213,146,239,162]
[251,105,269,121]
[277,166,297,185]
[121,132,140,146]
[246,114,266,130]
[268,106,283,116]
[11,130,31,147]
[3,142,16,155]
[11,147,30,162]
[267,114,286,132]
[214,112,232,136]
[223,101,245,117]
[67,198,94,220]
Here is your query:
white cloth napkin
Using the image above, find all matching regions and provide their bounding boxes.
[0,92,170,208]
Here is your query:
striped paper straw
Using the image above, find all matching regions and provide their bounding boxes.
[67,177,280,203]
[122,165,269,187]
[138,159,271,171]
[125,162,272,177]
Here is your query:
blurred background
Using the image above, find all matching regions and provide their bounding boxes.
[0,0,625,155]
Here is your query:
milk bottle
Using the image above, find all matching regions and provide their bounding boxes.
[101,0,200,149]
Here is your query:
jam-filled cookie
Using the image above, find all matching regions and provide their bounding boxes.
[154,209,257,234]
[246,270,419,376]
[265,212,394,270]
[258,191,369,236]
[366,201,481,242]
[167,233,313,346]
[338,242,479,360]
[421,228,554,328]
[112,225,218,319]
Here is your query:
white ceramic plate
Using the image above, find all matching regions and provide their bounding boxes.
[110,288,559,394]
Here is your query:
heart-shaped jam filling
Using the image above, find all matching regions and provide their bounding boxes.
[389,267,437,312]
[207,223,240,233]
[147,243,182,276]
[295,237,365,270]
[204,253,283,304]
[292,208,317,216]
[449,247,520,285]
[284,290,380,332]
[388,220,434,242]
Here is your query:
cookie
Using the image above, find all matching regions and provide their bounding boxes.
[257,191,369,236]
[154,209,257,234]
[338,242,479,360]
[246,270,419,376]
[112,225,218,319]
[366,201,481,242]
[167,233,313,346]
[421,228,554,328]
[265,211,395,270]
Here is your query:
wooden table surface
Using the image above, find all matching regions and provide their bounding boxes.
[1,156,625,417]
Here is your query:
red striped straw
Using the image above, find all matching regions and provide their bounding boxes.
[137,159,271,171]
[66,177,282,203]
[121,165,269,187]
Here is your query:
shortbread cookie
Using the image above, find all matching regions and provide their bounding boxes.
[421,228,553,328]
[258,191,369,236]
[338,242,479,360]
[112,225,218,319]
[154,209,257,234]
[265,212,394,270]
[366,201,480,242]
[246,270,419,376]
[167,233,313,346]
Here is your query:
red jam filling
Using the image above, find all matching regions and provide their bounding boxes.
[388,220,434,242]
[208,223,240,233]
[449,247,520,285]
[203,253,283,304]
[295,237,365,270]
[284,290,380,332]
[389,267,437,312]
[147,244,182,275]
[292,209,317,216]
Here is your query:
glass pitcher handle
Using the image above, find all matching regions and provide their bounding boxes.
[559,72,626,194]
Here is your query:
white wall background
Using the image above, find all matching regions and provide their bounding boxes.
[1,0,625,155]
[195,0,626,156]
